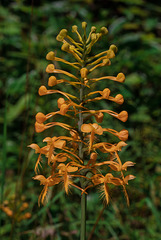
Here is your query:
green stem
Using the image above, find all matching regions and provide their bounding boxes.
[78,84,86,240]
[79,38,87,240]
[81,193,87,240]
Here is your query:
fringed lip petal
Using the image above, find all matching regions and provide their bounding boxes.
[81,123,103,153]
[33,175,62,205]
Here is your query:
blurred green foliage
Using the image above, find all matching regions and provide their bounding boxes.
[0,0,161,239]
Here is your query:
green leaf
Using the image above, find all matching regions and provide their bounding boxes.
[6,95,31,123]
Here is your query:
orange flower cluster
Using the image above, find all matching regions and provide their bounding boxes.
[0,197,31,222]
[29,22,135,206]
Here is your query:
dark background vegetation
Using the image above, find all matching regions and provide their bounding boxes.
[0,0,161,239]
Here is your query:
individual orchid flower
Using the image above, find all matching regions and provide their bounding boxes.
[43,137,66,165]
[33,175,61,205]
[57,163,86,194]
[81,123,103,152]
[28,144,48,173]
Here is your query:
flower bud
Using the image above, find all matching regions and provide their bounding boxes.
[118,111,128,122]
[46,64,55,73]
[116,73,125,82]
[80,68,88,79]
[56,29,68,41]
[38,86,47,96]
[91,33,97,41]
[36,112,46,123]
[48,76,57,86]
[109,44,118,53]
[106,49,115,59]
[20,202,29,211]
[46,51,55,60]
[114,94,124,104]
[91,26,96,33]
[56,29,67,41]
[96,33,101,39]
[100,27,108,35]
[60,29,68,36]
[57,98,66,108]
[90,152,97,161]
[95,112,104,123]
[82,22,87,29]
[24,212,31,219]
[56,34,64,41]
[72,25,78,32]
[61,42,70,52]
[102,88,110,99]
[69,45,75,51]
[102,58,111,66]
[35,122,45,133]
[117,129,129,141]
[2,206,13,217]
[60,104,69,115]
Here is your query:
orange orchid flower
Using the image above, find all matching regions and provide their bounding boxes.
[81,109,128,122]
[43,137,66,165]
[57,163,85,194]
[28,144,48,173]
[81,123,103,152]
[33,175,61,205]
[90,72,125,83]
[103,128,129,141]
[93,141,127,153]
[46,63,79,80]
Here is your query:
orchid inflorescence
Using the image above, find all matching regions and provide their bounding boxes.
[29,22,135,206]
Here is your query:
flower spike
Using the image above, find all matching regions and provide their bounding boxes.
[29,22,135,208]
